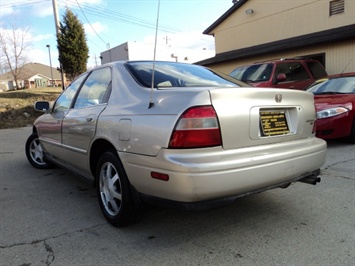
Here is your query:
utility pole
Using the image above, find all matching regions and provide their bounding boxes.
[46,45,54,86]
[164,34,171,46]
[52,0,65,90]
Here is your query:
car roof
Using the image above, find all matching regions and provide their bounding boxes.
[324,72,355,79]
[253,58,320,64]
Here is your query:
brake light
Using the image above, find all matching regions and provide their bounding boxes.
[169,106,222,148]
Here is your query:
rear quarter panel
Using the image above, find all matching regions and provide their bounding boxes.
[95,82,212,156]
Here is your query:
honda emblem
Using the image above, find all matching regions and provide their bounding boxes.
[275,94,282,103]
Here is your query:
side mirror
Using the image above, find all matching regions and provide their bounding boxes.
[34,101,50,112]
[276,73,287,82]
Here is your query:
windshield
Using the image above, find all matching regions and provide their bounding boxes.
[307,76,355,95]
[126,61,248,88]
[230,63,273,82]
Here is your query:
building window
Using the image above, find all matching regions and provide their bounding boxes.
[329,0,344,16]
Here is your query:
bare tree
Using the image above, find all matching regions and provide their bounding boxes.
[0,21,32,89]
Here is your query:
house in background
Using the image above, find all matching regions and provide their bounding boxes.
[100,41,215,65]
[0,62,62,91]
[198,0,355,75]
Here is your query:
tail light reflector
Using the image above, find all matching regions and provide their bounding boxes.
[169,106,222,148]
[151,172,169,181]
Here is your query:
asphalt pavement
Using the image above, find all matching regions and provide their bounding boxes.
[0,127,354,266]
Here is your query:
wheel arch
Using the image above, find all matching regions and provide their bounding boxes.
[89,138,117,178]
[31,126,38,135]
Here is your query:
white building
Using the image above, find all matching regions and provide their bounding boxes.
[100,41,215,65]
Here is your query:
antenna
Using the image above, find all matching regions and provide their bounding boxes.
[341,59,352,74]
[149,0,161,109]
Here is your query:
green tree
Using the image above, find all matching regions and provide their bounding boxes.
[57,9,89,80]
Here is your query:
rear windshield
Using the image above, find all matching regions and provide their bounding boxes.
[125,61,248,88]
[230,63,273,82]
[306,61,327,79]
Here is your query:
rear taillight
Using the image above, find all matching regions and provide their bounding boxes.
[169,106,222,148]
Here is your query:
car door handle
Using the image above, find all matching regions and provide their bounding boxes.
[86,115,95,123]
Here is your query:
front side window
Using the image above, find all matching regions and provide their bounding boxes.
[74,67,112,109]
[53,73,88,114]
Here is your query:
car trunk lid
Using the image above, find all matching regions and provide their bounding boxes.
[209,87,316,150]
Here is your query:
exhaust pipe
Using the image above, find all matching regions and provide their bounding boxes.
[298,169,321,185]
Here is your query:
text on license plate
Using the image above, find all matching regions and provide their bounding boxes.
[260,110,290,136]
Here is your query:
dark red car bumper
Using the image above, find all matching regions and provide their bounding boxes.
[316,113,353,140]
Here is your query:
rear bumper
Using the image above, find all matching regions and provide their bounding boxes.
[120,137,327,203]
[138,169,321,211]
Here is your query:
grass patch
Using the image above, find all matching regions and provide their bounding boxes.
[0,87,62,129]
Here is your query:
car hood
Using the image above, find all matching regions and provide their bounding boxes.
[314,94,354,111]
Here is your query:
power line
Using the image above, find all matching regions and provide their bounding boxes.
[57,0,187,53]
[2,0,213,45]
[74,0,107,45]
[0,0,46,8]
[61,0,184,34]
[58,0,213,50]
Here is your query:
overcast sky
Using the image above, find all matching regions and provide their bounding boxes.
[0,0,233,68]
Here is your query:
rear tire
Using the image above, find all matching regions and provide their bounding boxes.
[96,151,141,227]
[25,133,53,169]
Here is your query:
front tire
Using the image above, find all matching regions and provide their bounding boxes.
[25,133,53,169]
[96,151,141,227]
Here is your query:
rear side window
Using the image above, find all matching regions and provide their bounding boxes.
[275,62,309,81]
[306,61,327,79]
[74,67,112,109]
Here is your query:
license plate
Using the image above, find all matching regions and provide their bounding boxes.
[260,110,290,136]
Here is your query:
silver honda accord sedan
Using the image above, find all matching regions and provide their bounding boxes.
[26,61,327,227]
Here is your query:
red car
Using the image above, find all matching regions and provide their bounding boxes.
[230,58,328,90]
[307,72,355,142]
